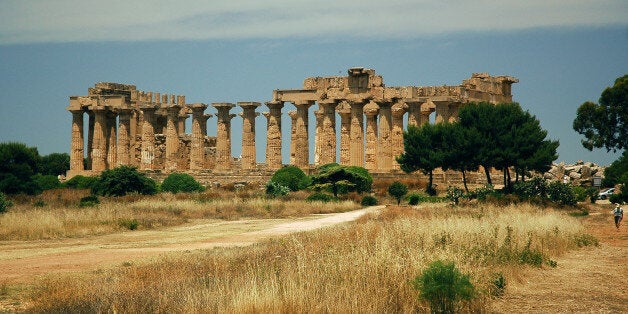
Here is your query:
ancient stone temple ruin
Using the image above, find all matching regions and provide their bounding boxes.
[66,68,517,181]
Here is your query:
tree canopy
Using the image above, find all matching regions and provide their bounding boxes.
[0,142,41,194]
[573,74,628,153]
[310,163,372,197]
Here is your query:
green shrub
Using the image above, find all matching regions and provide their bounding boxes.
[473,184,495,201]
[585,187,599,203]
[311,163,373,197]
[388,181,408,205]
[571,185,588,202]
[92,166,157,197]
[79,195,100,207]
[161,173,204,193]
[513,177,547,199]
[270,166,311,191]
[360,195,378,206]
[119,219,139,230]
[32,174,61,191]
[547,181,577,206]
[446,186,464,205]
[33,200,46,207]
[0,192,13,213]
[265,181,290,198]
[306,192,335,203]
[64,175,98,189]
[410,260,475,313]
[407,193,425,205]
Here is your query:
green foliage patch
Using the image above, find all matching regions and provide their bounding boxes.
[92,166,157,197]
[161,173,204,193]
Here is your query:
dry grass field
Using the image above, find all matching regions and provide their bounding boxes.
[0,194,610,313]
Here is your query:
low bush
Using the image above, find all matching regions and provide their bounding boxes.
[64,175,98,190]
[407,193,424,205]
[92,166,157,197]
[79,195,100,207]
[270,166,311,191]
[410,260,475,313]
[161,173,204,193]
[265,181,290,198]
[547,181,577,206]
[360,195,378,206]
[446,186,464,205]
[0,192,13,213]
[388,181,408,205]
[32,174,61,191]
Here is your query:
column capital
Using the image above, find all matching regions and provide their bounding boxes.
[336,101,351,116]
[292,100,314,107]
[265,101,284,110]
[212,102,235,110]
[238,101,262,109]
[190,102,208,111]
[421,99,436,112]
[364,101,380,117]
[392,101,408,117]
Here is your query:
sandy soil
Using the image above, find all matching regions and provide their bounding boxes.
[490,203,628,313]
[0,206,383,284]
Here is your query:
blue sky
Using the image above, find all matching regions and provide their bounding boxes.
[1,0,627,166]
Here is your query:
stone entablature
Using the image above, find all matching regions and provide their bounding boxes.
[67,69,517,178]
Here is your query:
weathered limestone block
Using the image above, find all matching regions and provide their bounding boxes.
[117,108,133,166]
[288,111,298,165]
[190,103,208,170]
[91,108,107,172]
[318,99,337,166]
[69,110,84,172]
[293,101,313,168]
[140,106,158,170]
[349,100,366,167]
[165,105,182,172]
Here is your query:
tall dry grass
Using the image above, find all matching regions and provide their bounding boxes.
[29,203,595,313]
[0,191,358,241]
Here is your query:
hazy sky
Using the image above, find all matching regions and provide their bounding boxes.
[1,1,627,166]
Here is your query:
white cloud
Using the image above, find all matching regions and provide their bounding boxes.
[1,0,626,44]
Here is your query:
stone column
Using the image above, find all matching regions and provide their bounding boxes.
[434,102,450,124]
[140,105,158,170]
[337,101,351,165]
[377,101,393,171]
[264,101,284,170]
[318,99,338,165]
[292,101,313,168]
[314,109,324,165]
[165,104,181,172]
[69,110,85,172]
[91,108,107,172]
[117,108,133,166]
[349,99,366,167]
[406,101,422,127]
[448,103,461,123]
[87,112,94,169]
[106,111,118,169]
[288,111,298,165]
[239,102,261,170]
[391,101,408,170]
[363,101,379,171]
[213,103,235,171]
[190,103,208,171]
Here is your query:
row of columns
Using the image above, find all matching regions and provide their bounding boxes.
[70,97,448,174]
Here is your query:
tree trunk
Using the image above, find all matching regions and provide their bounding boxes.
[483,165,492,186]
[462,169,469,193]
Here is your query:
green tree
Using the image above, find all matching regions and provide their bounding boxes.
[161,173,204,193]
[388,181,408,205]
[40,153,70,176]
[270,165,311,191]
[457,102,500,186]
[311,163,372,197]
[573,74,628,152]
[440,123,481,193]
[603,150,628,187]
[92,166,157,196]
[0,142,41,195]
[397,123,446,195]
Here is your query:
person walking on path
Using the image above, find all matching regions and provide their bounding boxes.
[613,203,623,229]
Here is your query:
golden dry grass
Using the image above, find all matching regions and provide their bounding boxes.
[28,203,594,313]
[0,190,359,241]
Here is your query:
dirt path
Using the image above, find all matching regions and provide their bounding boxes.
[0,206,383,284]
[490,204,628,313]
